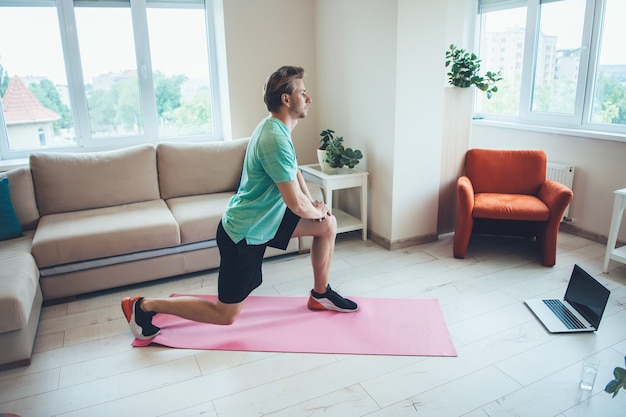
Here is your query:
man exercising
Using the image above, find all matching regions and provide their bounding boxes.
[122,65,358,340]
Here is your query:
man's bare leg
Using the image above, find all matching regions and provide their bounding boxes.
[121,294,244,340]
[141,297,244,325]
[292,214,357,312]
[291,214,337,293]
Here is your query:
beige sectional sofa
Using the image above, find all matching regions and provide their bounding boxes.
[0,138,314,370]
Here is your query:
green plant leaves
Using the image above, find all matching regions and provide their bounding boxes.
[319,129,335,150]
[444,44,502,99]
[341,148,363,168]
[318,129,363,169]
[604,357,626,398]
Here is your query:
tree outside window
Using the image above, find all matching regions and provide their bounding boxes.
[0,0,225,160]
[476,0,626,135]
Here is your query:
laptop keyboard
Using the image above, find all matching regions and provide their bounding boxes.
[543,299,586,329]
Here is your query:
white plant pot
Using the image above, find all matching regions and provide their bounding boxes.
[317,149,338,174]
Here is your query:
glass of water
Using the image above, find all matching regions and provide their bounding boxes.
[580,356,600,390]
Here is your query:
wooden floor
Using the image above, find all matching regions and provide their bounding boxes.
[1,231,625,416]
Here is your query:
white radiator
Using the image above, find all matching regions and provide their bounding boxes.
[547,162,575,221]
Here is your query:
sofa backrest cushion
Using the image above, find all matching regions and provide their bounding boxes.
[30,144,160,215]
[465,148,547,195]
[157,138,249,199]
[1,167,40,231]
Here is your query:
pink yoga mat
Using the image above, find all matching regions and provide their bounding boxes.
[132,295,457,356]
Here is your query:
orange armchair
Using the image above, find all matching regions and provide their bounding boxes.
[453,149,573,267]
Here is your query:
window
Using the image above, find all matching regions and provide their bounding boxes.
[531,0,586,116]
[75,4,143,139]
[476,5,527,116]
[0,3,73,152]
[0,0,227,160]
[590,0,626,127]
[476,0,626,137]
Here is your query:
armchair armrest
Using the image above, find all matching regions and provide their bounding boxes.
[537,179,573,266]
[457,176,475,214]
[453,176,476,259]
[538,180,573,222]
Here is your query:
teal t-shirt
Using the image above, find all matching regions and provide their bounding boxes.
[222,117,298,244]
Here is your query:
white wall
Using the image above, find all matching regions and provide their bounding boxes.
[313,0,449,246]
[314,0,399,243]
[391,0,446,244]
[222,0,625,247]
[222,0,319,163]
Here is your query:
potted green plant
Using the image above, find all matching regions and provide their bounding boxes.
[445,44,502,99]
[605,356,626,398]
[317,129,363,174]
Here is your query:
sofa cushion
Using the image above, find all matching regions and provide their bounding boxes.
[0,177,23,241]
[31,200,180,268]
[157,138,248,199]
[30,144,160,215]
[0,231,39,333]
[2,167,40,231]
[166,192,233,244]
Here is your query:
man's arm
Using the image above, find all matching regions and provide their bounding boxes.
[296,169,314,201]
[276,178,329,220]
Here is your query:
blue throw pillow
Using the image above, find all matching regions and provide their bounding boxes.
[0,176,23,241]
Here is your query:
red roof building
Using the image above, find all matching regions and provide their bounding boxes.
[2,76,60,125]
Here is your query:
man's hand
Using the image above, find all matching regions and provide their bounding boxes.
[312,200,331,221]
[276,180,331,221]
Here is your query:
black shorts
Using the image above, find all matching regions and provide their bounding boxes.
[217,208,300,304]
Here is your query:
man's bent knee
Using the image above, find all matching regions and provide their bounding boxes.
[215,301,243,325]
[217,315,238,325]
[309,215,336,238]
[323,214,337,235]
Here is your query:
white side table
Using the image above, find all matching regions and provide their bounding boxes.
[299,164,368,240]
[603,188,626,273]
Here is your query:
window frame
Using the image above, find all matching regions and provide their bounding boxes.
[0,0,230,161]
[475,0,626,141]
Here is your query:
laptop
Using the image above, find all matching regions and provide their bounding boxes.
[524,264,610,333]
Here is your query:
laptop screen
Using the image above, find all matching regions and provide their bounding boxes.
[564,264,611,329]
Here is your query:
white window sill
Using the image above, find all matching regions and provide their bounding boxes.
[0,158,29,172]
[472,119,626,144]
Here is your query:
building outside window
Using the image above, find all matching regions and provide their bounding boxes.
[0,0,227,161]
[476,0,626,138]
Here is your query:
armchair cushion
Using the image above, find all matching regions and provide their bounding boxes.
[473,193,549,221]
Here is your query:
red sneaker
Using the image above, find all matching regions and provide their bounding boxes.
[121,296,160,340]
[307,285,358,312]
